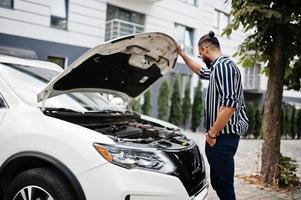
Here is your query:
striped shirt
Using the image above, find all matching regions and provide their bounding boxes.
[200,56,249,135]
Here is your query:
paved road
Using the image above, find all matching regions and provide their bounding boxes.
[184,131,301,200]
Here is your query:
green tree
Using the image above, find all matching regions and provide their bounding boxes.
[281,105,288,138]
[169,78,183,126]
[182,83,192,128]
[246,102,256,138]
[297,109,301,139]
[225,0,301,184]
[130,98,140,112]
[285,105,291,139]
[141,90,152,116]
[285,105,293,139]
[191,81,203,132]
[157,81,170,121]
[289,106,297,139]
[254,105,262,139]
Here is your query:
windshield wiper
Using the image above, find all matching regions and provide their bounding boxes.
[43,107,80,113]
[87,109,124,114]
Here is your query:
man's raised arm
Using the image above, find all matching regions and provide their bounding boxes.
[177,45,210,80]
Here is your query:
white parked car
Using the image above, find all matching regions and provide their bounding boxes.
[0,32,208,200]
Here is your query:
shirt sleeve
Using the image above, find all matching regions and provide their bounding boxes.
[215,63,239,108]
[199,67,211,80]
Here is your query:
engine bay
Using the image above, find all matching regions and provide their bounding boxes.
[43,109,193,150]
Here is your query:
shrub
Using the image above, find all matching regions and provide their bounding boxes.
[130,98,140,112]
[181,82,192,127]
[297,109,301,139]
[191,81,203,132]
[289,106,297,139]
[246,102,256,138]
[169,78,183,126]
[277,154,300,188]
[157,81,170,121]
[141,90,152,116]
[254,105,262,139]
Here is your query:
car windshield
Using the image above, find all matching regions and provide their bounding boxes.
[0,63,119,112]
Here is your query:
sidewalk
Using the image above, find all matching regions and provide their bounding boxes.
[183,131,301,200]
[206,178,301,200]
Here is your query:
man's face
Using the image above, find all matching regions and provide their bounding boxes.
[198,43,212,68]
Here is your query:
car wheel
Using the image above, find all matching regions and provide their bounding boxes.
[4,168,76,200]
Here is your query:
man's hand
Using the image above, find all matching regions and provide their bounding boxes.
[176,44,185,57]
[206,132,216,147]
[176,43,201,75]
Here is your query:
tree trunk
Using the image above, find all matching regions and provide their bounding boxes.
[261,34,287,184]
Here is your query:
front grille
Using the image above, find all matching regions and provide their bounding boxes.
[166,145,206,196]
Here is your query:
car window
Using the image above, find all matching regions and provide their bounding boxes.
[0,63,118,112]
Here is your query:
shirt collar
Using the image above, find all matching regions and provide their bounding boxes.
[210,55,227,71]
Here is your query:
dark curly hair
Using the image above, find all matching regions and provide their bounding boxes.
[198,31,220,49]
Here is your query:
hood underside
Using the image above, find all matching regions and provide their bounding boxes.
[38,32,178,102]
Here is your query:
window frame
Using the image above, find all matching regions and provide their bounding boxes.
[244,63,261,89]
[174,23,194,55]
[105,4,145,41]
[0,0,14,9]
[214,9,231,38]
[50,0,69,30]
[106,4,145,25]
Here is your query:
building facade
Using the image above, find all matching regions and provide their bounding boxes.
[1,0,300,118]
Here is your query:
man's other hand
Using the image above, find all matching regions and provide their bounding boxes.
[206,133,216,147]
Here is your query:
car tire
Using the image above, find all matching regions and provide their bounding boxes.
[4,168,76,200]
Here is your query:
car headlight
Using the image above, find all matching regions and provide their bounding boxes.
[93,143,175,174]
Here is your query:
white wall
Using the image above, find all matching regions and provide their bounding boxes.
[0,0,300,99]
[0,0,107,48]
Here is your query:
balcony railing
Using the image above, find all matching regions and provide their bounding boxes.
[105,19,145,41]
[244,74,260,90]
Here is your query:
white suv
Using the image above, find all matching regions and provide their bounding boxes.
[0,32,208,200]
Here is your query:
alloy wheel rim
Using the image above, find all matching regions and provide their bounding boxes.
[13,185,54,200]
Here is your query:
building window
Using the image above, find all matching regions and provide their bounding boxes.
[47,55,67,69]
[244,64,261,90]
[179,0,198,7]
[105,4,145,41]
[175,23,194,55]
[0,0,13,8]
[214,9,230,37]
[50,0,68,30]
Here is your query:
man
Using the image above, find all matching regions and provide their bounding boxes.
[177,31,249,200]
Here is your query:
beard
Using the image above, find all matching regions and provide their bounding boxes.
[202,56,212,69]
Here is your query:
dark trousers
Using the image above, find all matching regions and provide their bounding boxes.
[205,134,240,200]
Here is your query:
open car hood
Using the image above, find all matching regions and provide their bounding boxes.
[37,32,178,103]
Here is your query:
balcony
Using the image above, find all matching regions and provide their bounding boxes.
[244,74,260,90]
[105,19,145,41]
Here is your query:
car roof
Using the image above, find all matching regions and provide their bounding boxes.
[0,54,63,72]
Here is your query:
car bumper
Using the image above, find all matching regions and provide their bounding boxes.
[77,163,208,200]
